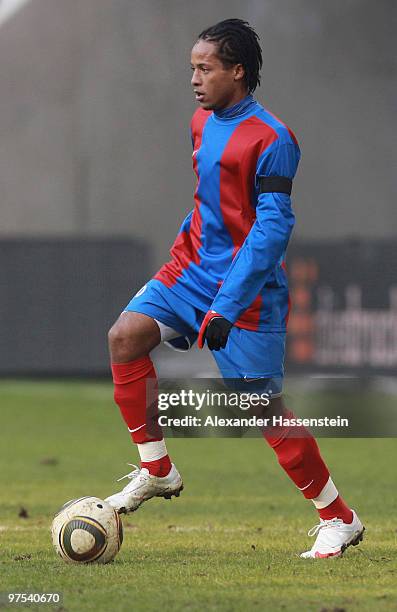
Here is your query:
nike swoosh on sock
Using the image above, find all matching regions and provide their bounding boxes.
[128,423,146,433]
[298,479,314,491]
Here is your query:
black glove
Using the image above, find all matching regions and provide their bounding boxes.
[198,311,233,351]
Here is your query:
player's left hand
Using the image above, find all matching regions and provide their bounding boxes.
[198,310,233,351]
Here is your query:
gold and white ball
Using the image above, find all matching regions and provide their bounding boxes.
[51,496,123,564]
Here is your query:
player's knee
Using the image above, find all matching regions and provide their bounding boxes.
[107,323,120,349]
[108,312,161,362]
[108,322,139,361]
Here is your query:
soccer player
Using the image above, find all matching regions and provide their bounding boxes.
[105,19,364,559]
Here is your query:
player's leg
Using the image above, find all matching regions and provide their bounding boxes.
[211,327,364,558]
[261,395,364,558]
[108,310,170,471]
[105,281,195,513]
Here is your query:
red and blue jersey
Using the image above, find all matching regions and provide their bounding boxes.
[154,95,300,331]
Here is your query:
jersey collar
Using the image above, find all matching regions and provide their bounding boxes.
[213,94,256,121]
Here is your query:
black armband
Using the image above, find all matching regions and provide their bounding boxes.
[259,175,293,195]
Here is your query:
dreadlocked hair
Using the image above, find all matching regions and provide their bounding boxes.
[198,18,262,93]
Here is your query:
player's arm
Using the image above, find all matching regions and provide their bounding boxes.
[198,138,300,350]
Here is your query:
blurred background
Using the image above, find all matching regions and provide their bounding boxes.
[0,0,396,382]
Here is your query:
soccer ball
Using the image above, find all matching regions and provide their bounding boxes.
[51,496,123,564]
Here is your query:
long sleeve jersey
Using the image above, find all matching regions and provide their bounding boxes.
[154,95,301,331]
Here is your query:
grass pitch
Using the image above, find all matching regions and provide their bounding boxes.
[0,380,396,611]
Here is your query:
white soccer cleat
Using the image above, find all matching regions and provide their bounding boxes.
[105,463,183,514]
[300,510,365,559]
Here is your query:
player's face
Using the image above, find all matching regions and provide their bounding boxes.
[190,39,246,111]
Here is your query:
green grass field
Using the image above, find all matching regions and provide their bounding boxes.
[1,381,396,611]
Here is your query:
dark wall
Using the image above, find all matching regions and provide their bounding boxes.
[0,239,150,375]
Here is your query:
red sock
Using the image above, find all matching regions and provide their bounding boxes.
[111,356,163,444]
[319,495,353,523]
[141,456,172,477]
[263,408,330,499]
